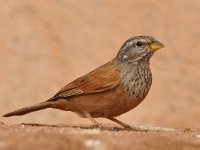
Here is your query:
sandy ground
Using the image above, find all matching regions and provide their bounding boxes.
[0,122,200,150]
[0,0,200,149]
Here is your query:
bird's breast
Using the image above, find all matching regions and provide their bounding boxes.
[120,64,152,100]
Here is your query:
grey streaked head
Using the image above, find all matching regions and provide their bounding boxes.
[115,36,164,63]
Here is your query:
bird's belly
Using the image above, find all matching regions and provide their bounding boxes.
[53,86,144,118]
[105,94,143,118]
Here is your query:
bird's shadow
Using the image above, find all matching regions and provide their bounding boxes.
[19,123,148,132]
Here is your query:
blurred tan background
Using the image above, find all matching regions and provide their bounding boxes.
[0,0,199,128]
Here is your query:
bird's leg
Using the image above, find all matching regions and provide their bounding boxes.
[107,117,131,129]
[108,117,143,131]
[83,111,102,128]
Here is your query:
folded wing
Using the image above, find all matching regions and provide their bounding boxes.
[48,61,120,101]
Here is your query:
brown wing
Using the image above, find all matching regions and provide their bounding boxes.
[48,61,120,101]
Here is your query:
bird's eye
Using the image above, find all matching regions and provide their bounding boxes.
[136,41,143,47]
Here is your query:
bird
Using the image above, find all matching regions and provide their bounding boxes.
[3,36,164,129]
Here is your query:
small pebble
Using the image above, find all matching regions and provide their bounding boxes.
[196,135,200,138]
[85,139,105,150]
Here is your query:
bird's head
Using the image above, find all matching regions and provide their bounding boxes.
[116,36,164,63]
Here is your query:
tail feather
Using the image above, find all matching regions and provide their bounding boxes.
[3,102,52,117]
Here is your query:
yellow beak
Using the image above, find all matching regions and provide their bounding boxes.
[149,42,164,51]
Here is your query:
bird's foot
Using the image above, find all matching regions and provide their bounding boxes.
[124,125,148,132]
[90,123,103,129]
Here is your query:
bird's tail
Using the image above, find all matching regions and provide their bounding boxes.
[3,102,52,117]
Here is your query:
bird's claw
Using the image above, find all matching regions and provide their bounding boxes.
[90,123,102,129]
[124,125,148,132]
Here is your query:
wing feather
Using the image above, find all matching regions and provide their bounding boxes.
[49,61,120,101]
